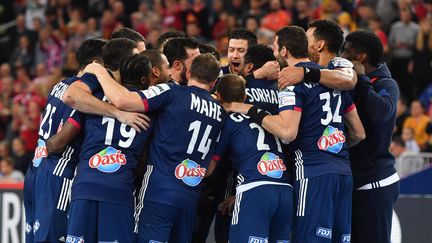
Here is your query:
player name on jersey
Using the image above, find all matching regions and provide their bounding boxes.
[190,93,223,122]
[50,82,70,100]
[246,88,278,105]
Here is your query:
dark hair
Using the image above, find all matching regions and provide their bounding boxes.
[163,37,199,68]
[111,27,145,43]
[189,53,221,84]
[102,38,137,71]
[217,74,246,103]
[345,31,383,66]
[199,43,221,61]
[120,53,152,90]
[157,30,186,50]
[392,136,405,148]
[76,38,107,69]
[244,44,276,72]
[308,19,344,54]
[228,28,258,47]
[426,122,432,134]
[141,49,165,70]
[1,157,14,166]
[276,26,308,58]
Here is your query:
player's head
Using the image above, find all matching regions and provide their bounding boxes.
[307,19,344,63]
[163,37,200,85]
[188,53,220,86]
[120,53,152,90]
[141,49,171,85]
[111,27,146,52]
[242,44,276,76]
[199,43,221,62]
[76,38,107,70]
[102,38,139,73]
[227,28,258,74]
[341,31,383,67]
[157,30,186,51]
[216,74,246,104]
[274,26,308,65]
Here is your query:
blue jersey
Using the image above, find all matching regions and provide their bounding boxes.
[33,77,83,179]
[71,75,154,207]
[140,83,225,212]
[214,113,290,188]
[278,62,354,180]
[245,76,279,115]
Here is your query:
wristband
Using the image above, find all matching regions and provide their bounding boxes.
[303,67,321,84]
[247,106,269,126]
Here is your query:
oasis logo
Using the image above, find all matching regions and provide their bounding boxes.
[317,126,345,154]
[257,152,286,179]
[316,227,332,239]
[33,139,48,167]
[89,147,126,173]
[175,159,206,186]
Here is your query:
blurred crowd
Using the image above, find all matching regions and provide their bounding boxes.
[1,0,432,180]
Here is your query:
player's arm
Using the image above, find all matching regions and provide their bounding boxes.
[46,120,81,154]
[63,81,149,132]
[206,158,218,177]
[278,66,357,91]
[83,62,145,112]
[253,61,280,81]
[343,106,365,147]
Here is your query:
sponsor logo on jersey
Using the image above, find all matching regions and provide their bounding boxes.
[278,89,295,108]
[89,147,126,173]
[142,84,170,99]
[342,234,351,243]
[174,159,206,186]
[66,235,84,243]
[317,125,346,154]
[248,236,268,243]
[33,139,48,167]
[257,152,286,179]
[316,227,332,239]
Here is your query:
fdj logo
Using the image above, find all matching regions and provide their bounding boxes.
[316,227,332,239]
[317,125,346,154]
[257,152,286,179]
[342,234,351,243]
[33,139,48,167]
[66,235,84,243]
[89,147,126,173]
[175,159,206,186]
[248,236,268,243]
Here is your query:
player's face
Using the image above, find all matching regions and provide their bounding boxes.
[306,27,320,63]
[180,48,201,84]
[273,36,287,67]
[137,41,146,52]
[340,42,358,62]
[158,54,171,84]
[227,39,248,74]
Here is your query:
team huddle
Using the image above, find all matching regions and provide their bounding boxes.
[24,19,400,243]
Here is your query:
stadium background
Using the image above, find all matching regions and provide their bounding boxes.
[0,0,431,242]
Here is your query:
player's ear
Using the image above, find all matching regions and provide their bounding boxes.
[174,60,182,71]
[186,68,191,80]
[358,52,367,64]
[245,63,253,74]
[317,40,325,53]
[152,67,160,78]
[281,46,288,58]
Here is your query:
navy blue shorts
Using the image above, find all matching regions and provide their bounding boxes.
[229,184,294,243]
[67,199,135,242]
[33,168,71,242]
[136,201,196,243]
[293,174,352,243]
[23,166,37,243]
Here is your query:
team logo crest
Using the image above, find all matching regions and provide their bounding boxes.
[257,152,286,179]
[89,147,126,173]
[174,159,206,186]
[317,126,346,154]
[33,139,48,167]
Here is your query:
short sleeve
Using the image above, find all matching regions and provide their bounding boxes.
[80,73,101,93]
[278,85,305,113]
[327,57,354,70]
[67,109,83,130]
[341,91,355,114]
[212,118,233,161]
[141,83,173,112]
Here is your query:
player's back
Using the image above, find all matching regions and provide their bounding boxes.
[280,62,354,180]
[245,77,279,115]
[141,83,225,212]
[72,87,153,207]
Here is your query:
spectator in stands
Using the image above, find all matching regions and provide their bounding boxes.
[0,141,11,160]
[9,35,34,71]
[369,16,389,54]
[292,0,311,30]
[261,0,292,32]
[395,97,410,136]
[403,100,430,148]
[422,122,432,152]
[413,17,432,97]
[402,127,420,153]
[390,136,407,159]
[0,157,24,182]
[11,137,32,175]
[389,6,419,101]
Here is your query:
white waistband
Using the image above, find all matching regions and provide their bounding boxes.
[356,172,400,190]
[236,181,292,194]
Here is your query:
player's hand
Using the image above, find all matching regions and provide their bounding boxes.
[83,61,106,75]
[218,196,236,216]
[254,61,279,80]
[351,61,365,75]
[222,102,252,114]
[278,66,304,89]
[116,110,150,132]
